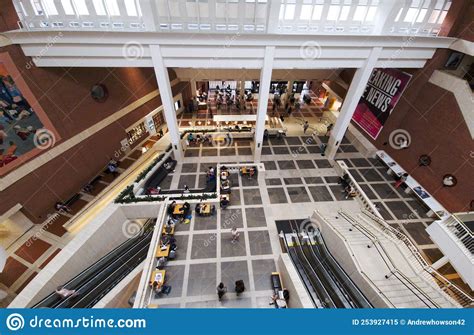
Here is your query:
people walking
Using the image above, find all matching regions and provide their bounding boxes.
[231,227,240,243]
[303,121,309,134]
[217,282,227,301]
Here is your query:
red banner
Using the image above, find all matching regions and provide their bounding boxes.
[352,68,412,139]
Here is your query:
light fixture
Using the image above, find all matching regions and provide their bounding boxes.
[197,121,202,125]
[188,121,192,126]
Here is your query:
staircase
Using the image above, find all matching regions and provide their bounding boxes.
[318,210,461,308]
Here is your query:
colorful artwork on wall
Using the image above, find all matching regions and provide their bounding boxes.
[0,53,59,175]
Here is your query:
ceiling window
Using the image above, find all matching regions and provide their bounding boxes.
[327,6,341,21]
[105,0,120,16]
[61,0,75,15]
[365,6,377,21]
[30,0,44,15]
[339,6,350,21]
[312,5,323,20]
[92,0,106,15]
[73,0,89,15]
[353,6,367,21]
[124,0,138,16]
[300,5,312,20]
[42,0,58,15]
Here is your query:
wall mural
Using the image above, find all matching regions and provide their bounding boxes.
[0,53,59,175]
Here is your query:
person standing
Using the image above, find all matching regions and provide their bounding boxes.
[303,121,309,134]
[395,173,409,188]
[231,227,240,244]
[217,282,227,301]
[325,123,334,136]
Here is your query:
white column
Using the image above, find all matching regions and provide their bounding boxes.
[150,44,183,161]
[240,80,246,95]
[254,46,275,162]
[326,47,382,160]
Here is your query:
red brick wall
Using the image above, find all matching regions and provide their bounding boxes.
[351,0,474,212]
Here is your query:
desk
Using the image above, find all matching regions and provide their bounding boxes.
[240,167,255,175]
[150,270,166,285]
[156,245,170,258]
[173,204,184,215]
[200,204,211,215]
[162,225,175,235]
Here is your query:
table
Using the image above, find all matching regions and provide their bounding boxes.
[240,167,255,175]
[156,245,170,258]
[200,204,211,215]
[162,225,175,235]
[173,204,184,215]
[150,270,166,285]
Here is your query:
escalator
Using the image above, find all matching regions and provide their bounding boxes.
[33,219,156,308]
[282,220,372,308]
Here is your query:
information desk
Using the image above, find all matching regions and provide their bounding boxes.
[376,150,449,219]
[155,245,170,258]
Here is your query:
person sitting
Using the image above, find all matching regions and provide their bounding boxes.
[151,280,163,295]
[156,256,167,270]
[344,185,357,199]
[220,197,230,209]
[339,173,350,189]
[195,203,202,215]
[248,167,255,179]
[148,187,161,195]
[182,202,191,215]
[163,161,173,171]
[55,202,71,213]
[168,216,179,226]
[167,201,177,216]
[187,133,195,144]
[221,180,231,192]
[55,287,78,299]
[107,161,118,177]
[82,183,93,194]
[220,170,229,181]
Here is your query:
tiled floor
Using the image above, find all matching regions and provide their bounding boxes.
[150,127,472,308]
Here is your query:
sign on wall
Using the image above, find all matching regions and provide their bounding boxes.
[352,68,412,139]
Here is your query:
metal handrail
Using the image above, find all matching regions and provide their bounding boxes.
[313,212,395,308]
[447,215,474,254]
[362,210,474,307]
[339,211,439,308]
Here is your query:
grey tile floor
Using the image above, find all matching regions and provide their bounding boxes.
[151,134,443,308]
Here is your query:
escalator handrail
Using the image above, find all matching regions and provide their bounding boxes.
[54,229,153,308]
[33,219,155,307]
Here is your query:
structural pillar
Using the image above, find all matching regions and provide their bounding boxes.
[190,79,197,97]
[254,46,275,162]
[240,80,246,95]
[326,47,382,160]
[150,44,183,161]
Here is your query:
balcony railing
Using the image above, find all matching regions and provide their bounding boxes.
[12,0,452,36]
